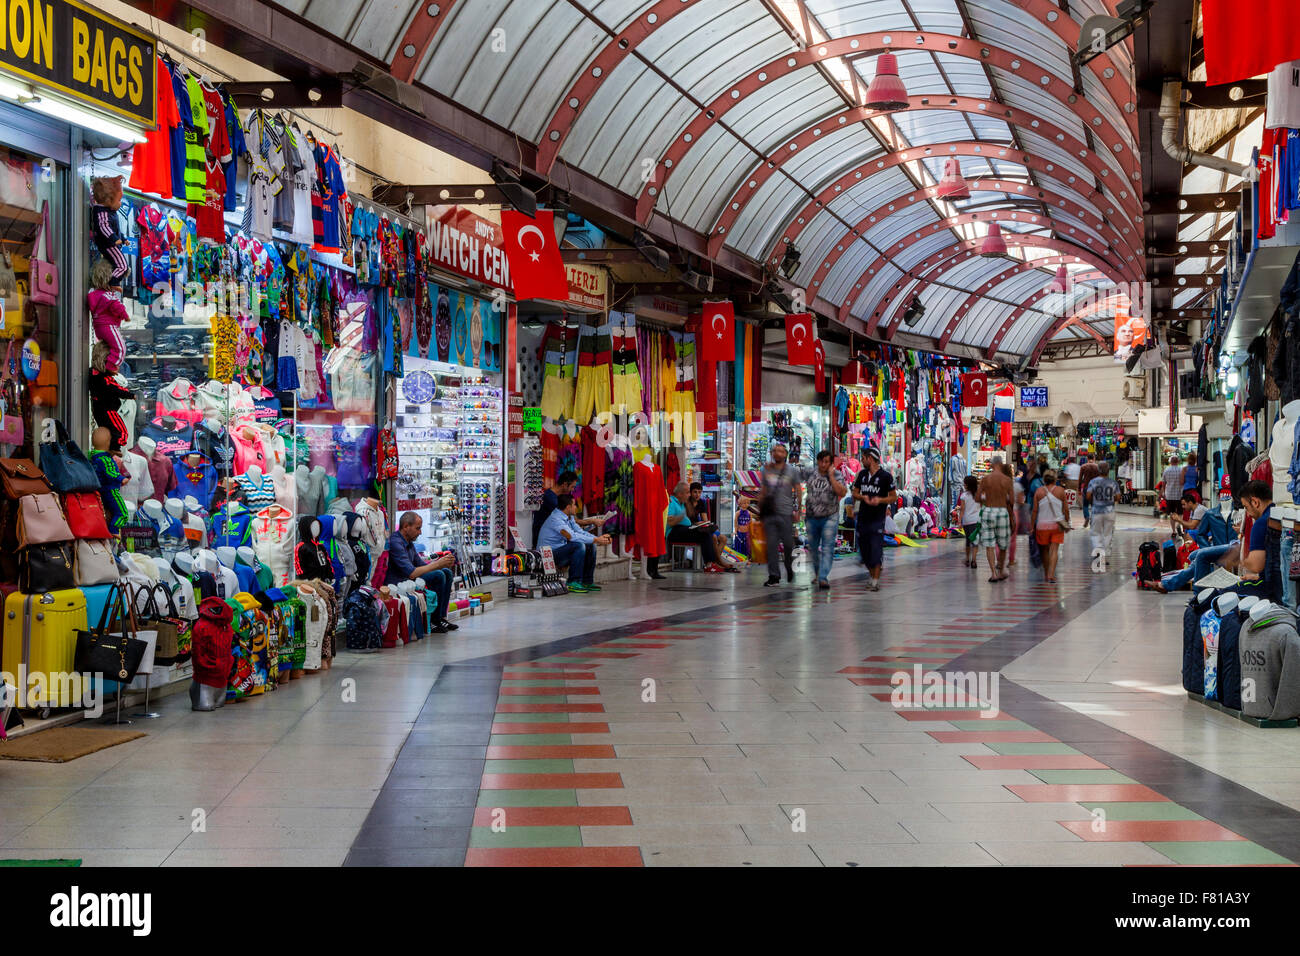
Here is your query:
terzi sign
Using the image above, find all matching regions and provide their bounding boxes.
[0,0,156,127]
[425,205,512,292]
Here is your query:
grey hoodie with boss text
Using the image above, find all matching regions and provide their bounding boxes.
[1240,608,1300,721]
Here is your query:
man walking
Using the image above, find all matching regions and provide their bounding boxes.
[804,449,848,590]
[759,443,801,586]
[1085,461,1118,571]
[1078,454,1099,527]
[977,454,1015,582]
[851,445,896,591]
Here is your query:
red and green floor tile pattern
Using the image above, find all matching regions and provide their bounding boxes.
[846,590,1295,866]
[463,566,1295,866]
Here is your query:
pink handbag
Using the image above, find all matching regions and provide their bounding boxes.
[17,491,72,546]
[29,201,57,306]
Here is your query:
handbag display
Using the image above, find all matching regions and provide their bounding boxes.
[74,584,146,681]
[75,538,120,586]
[63,491,110,539]
[137,582,188,664]
[0,457,49,497]
[16,491,72,546]
[19,540,74,591]
[29,201,57,306]
[38,419,98,493]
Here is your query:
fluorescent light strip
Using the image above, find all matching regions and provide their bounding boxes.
[0,74,146,143]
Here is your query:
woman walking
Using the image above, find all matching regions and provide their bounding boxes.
[1031,470,1070,583]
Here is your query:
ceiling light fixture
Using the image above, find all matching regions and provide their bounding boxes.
[980,223,1008,257]
[865,53,909,111]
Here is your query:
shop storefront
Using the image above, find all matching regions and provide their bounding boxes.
[1,10,518,732]
[392,203,511,565]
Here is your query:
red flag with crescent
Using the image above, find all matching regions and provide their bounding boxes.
[813,338,826,392]
[501,210,568,300]
[960,371,988,407]
[785,312,816,365]
[699,300,735,363]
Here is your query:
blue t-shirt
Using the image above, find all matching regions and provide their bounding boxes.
[1182,465,1200,492]
[1249,504,1272,554]
[667,496,691,531]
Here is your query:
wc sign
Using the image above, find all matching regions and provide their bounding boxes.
[1019,386,1048,408]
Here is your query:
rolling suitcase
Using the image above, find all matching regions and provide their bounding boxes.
[80,584,118,631]
[1,589,88,712]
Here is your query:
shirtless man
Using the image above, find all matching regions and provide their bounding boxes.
[977,454,1016,582]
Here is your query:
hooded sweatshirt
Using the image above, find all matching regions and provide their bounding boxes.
[1240,609,1300,721]
[294,515,332,581]
[191,596,234,688]
[345,512,370,584]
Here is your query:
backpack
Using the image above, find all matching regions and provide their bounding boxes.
[1161,540,1180,573]
[343,586,383,650]
[1136,541,1163,589]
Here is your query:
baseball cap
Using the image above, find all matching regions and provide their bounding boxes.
[1220,474,1231,493]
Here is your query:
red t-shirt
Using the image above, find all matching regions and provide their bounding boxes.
[189,160,226,243]
[128,56,180,197]
[201,86,232,164]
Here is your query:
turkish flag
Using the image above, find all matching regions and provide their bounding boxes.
[501,210,568,301]
[960,371,987,407]
[813,339,826,392]
[785,313,816,365]
[699,300,735,363]
[1203,0,1300,84]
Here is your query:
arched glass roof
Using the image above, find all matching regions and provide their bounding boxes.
[284,0,1139,357]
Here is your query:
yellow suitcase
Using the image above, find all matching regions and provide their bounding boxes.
[1,590,88,713]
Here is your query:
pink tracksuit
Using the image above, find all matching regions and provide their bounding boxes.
[88,288,128,370]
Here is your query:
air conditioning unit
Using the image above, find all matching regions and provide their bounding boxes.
[1122,378,1146,402]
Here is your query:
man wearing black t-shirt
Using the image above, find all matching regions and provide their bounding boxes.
[851,445,897,590]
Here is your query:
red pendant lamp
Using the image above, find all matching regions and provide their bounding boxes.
[935,158,969,200]
[979,222,1008,257]
[1045,264,1070,294]
[866,53,909,110]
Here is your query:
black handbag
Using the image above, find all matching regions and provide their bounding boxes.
[74,583,147,681]
[38,419,99,494]
[19,540,74,592]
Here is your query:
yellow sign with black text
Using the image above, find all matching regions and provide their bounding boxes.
[0,0,155,128]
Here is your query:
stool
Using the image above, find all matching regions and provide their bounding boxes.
[670,543,703,571]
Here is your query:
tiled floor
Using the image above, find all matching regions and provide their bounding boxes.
[5,515,1300,866]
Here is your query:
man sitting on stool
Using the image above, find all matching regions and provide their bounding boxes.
[386,511,458,633]
[538,493,612,593]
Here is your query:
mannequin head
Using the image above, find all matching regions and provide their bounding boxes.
[246,465,263,482]
[236,546,257,567]
[91,175,123,209]
[142,498,165,519]
[184,495,202,514]
[164,498,185,520]
[215,546,237,569]
[172,551,194,576]
[91,426,112,451]
[137,436,157,458]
